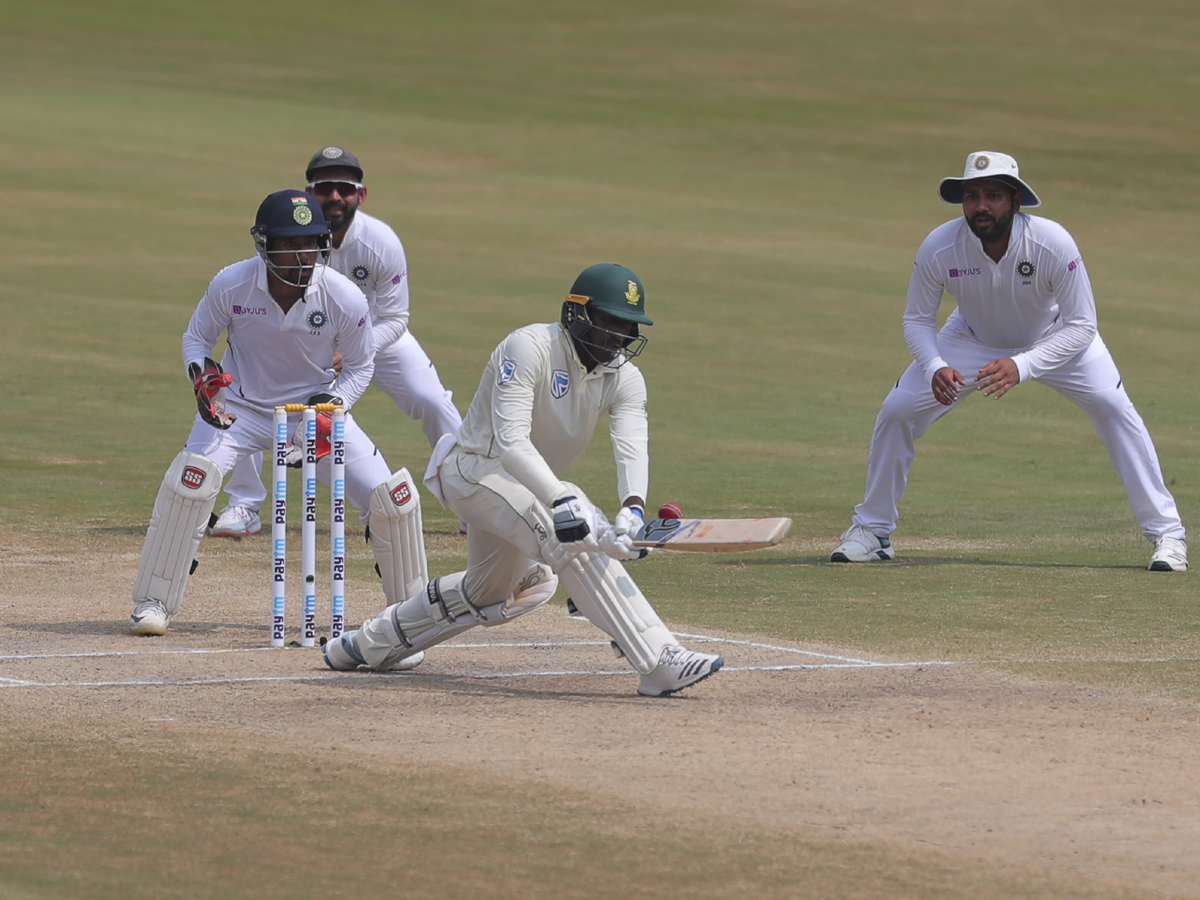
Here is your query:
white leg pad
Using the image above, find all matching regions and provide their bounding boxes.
[357,564,557,671]
[559,551,675,674]
[133,452,222,616]
[368,468,429,605]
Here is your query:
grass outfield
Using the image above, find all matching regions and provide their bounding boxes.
[1,1,1198,897]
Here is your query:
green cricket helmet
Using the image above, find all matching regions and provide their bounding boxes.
[561,263,651,368]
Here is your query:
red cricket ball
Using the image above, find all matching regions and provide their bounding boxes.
[657,502,683,520]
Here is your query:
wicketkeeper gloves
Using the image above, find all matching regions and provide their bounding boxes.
[188,356,237,430]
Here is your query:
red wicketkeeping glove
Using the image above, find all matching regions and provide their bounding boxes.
[187,356,237,430]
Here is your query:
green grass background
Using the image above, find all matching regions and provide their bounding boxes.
[1,1,1198,896]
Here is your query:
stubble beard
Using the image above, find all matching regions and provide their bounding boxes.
[967,207,1015,243]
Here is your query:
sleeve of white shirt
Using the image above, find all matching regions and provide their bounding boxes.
[329,296,376,409]
[489,331,569,508]
[1010,231,1098,382]
[609,366,649,505]
[369,234,411,353]
[902,242,952,383]
[181,279,230,375]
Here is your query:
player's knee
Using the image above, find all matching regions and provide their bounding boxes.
[878,388,919,421]
[505,563,557,618]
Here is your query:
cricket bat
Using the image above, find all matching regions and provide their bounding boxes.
[632,517,792,552]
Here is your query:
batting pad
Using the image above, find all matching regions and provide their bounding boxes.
[132,451,222,616]
[368,468,429,606]
[559,551,675,674]
[358,565,558,671]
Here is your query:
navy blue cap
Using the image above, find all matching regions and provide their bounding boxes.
[251,190,330,240]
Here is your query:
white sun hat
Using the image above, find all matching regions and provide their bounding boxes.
[938,151,1041,208]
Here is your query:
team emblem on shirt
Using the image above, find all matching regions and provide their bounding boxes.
[306,309,329,332]
[551,369,570,399]
[351,264,370,282]
[498,358,517,384]
[1016,259,1036,282]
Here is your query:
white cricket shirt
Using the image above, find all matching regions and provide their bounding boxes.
[903,213,1099,383]
[455,322,650,509]
[329,211,409,353]
[183,257,375,412]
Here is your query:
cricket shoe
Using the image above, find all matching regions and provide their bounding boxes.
[1148,536,1188,572]
[210,505,262,538]
[830,523,895,562]
[321,632,425,672]
[637,646,723,697]
[130,600,169,636]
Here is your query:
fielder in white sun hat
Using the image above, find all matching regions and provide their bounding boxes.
[938,151,1041,208]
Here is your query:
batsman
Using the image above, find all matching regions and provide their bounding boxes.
[324,263,725,696]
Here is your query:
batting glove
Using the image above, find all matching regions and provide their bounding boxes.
[552,495,597,544]
[188,356,237,430]
[597,525,644,561]
[613,505,651,559]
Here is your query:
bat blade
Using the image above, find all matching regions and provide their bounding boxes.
[632,517,792,552]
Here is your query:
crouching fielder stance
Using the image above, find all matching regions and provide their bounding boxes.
[324,263,724,696]
[130,189,414,637]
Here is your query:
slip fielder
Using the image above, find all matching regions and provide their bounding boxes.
[832,151,1187,571]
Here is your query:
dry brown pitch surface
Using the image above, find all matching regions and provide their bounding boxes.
[2,533,1197,900]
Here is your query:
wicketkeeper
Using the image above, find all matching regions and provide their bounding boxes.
[129,189,424,637]
[323,263,724,696]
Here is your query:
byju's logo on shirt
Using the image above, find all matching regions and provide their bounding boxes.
[551,369,570,399]
[233,305,269,316]
[948,267,981,278]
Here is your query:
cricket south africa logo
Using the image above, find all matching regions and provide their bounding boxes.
[624,280,640,305]
[181,466,207,489]
[551,369,570,399]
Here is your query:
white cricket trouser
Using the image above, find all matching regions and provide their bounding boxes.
[852,327,1185,542]
[183,400,391,526]
[222,330,461,512]
[436,451,564,605]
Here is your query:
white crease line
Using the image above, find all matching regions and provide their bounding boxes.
[675,631,881,664]
[0,642,614,662]
[0,647,276,661]
[0,661,958,689]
